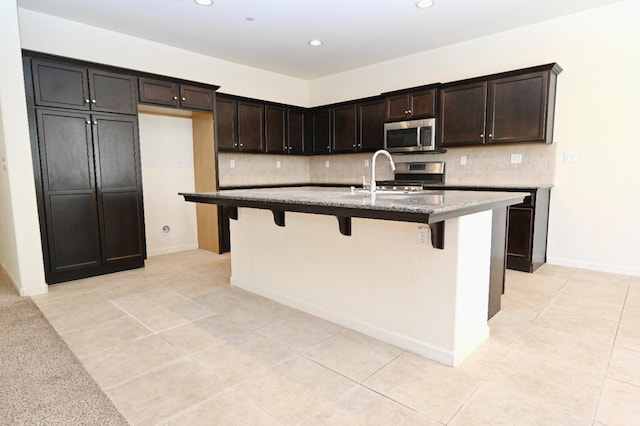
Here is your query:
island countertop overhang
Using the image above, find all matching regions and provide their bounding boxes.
[180,186,526,223]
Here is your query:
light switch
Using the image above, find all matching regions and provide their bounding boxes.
[510,153,522,164]
[563,152,578,163]
[230,159,236,168]
[276,160,281,169]
[460,155,467,166]
[364,159,370,168]
[325,160,330,168]
[1,156,6,171]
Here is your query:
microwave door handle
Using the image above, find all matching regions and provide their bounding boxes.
[416,127,422,148]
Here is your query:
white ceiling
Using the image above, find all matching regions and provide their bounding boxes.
[17,0,620,80]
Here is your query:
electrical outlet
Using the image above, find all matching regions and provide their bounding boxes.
[563,152,578,163]
[1,156,6,171]
[276,160,281,169]
[510,153,522,164]
[460,155,467,166]
[416,227,430,248]
[325,160,330,168]
[230,159,236,168]
[364,159,370,168]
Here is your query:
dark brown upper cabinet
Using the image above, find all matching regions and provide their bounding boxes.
[358,99,386,151]
[139,78,213,111]
[439,82,488,146]
[216,96,266,152]
[440,64,562,148]
[215,95,238,151]
[265,105,287,153]
[311,108,332,154]
[332,104,358,153]
[179,84,213,111]
[236,100,264,152]
[31,59,137,115]
[287,109,305,154]
[385,88,436,121]
[265,106,306,154]
[314,98,386,153]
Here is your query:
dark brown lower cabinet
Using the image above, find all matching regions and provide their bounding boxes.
[506,188,550,273]
[35,108,145,283]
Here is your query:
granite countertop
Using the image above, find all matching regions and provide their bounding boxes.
[219,183,553,191]
[181,186,527,222]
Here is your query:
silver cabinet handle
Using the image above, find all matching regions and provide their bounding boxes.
[181,97,186,101]
[173,96,178,100]
[240,143,244,147]
[84,99,90,104]
[85,120,91,124]
[91,99,96,104]
[352,144,356,147]
[233,143,238,147]
[480,133,484,138]
[93,121,97,125]
[488,133,493,138]
[407,109,412,114]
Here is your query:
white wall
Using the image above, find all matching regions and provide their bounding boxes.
[308,0,640,276]
[0,0,47,295]
[17,9,309,107]
[138,113,198,257]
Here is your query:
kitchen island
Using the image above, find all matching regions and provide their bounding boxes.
[181,187,526,366]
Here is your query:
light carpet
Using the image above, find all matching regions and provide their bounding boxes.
[0,269,128,425]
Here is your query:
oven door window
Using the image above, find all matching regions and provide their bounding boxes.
[386,128,418,149]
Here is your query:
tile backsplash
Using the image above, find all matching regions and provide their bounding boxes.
[218,144,556,188]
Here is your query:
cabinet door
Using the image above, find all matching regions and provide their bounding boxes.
[237,101,264,152]
[89,69,137,114]
[359,99,386,151]
[36,109,101,273]
[138,78,179,107]
[180,85,214,111]
[287,109,305,154]
[92,114,145,264]
[506,207,533,261]
[215,97,237,151]
[265,105,287,153]
[332,105,358,153]
[386,94,410,121]
[312,109,331,154]
[31,59,90,110]
[440,82,487,147]
[488,71,549,144]
[409,89,436,119]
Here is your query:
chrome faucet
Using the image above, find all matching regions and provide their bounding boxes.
[370,149,396,193]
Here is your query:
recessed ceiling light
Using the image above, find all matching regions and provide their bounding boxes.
[309,40,323,47]
[194,0,213,6]
[246,17,255,22]
[415,0,435,9]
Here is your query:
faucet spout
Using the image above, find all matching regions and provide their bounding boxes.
[370,149,396,193]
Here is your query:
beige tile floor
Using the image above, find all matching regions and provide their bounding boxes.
[31,250,640,425]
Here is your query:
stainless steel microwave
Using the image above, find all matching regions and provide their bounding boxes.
[384,118,436,153]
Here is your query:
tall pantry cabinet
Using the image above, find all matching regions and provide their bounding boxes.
[23,55,146,284]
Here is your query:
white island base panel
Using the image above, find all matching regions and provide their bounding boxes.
[230,208,493,367]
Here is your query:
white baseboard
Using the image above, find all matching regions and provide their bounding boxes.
[0,263,48,296]
[232,276,460,367]
[147,243,199,258]
[547,256,640,277]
